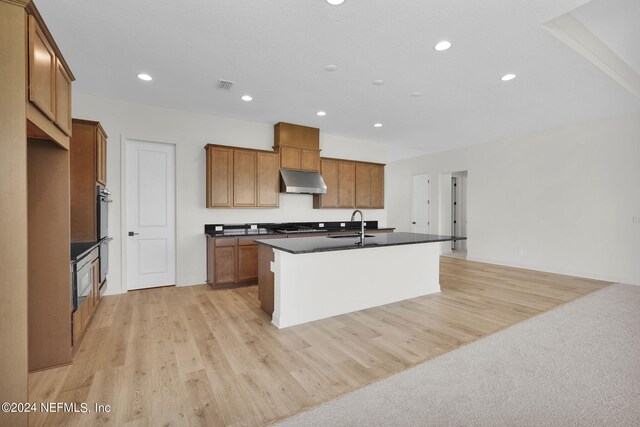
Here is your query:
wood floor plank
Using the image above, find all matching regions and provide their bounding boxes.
[29,257,610,426]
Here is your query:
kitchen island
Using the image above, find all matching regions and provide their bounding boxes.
[256,232,463,328]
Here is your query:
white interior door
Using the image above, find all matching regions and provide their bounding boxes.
[412,174,430,234]
[126,140,176,290]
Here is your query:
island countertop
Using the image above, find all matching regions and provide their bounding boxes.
[255,232,465,254]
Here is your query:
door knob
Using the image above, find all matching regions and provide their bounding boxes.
[128,231,139,236]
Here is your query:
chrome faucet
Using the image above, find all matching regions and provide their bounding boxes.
[351,210,365,245]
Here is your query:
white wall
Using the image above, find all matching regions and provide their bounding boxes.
[73,93,389,295]
[387,111,640,285]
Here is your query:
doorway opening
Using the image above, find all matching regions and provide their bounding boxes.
[411,174,430,234]
[451,171,467,252]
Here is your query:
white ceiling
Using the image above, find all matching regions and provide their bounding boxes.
[36,0,640,157]
[571,0,640,74]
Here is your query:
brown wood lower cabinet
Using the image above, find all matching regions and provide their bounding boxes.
[207,235,282,288]
[207,230,393,289]
[238,242,259,282]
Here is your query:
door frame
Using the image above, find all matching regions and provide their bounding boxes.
[121,136,179,292]
[411,173,430,234]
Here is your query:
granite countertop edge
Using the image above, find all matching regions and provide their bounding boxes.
[255,233,466,255]
[205,227,396,238]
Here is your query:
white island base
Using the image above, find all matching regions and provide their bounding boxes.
[270,242,441,329]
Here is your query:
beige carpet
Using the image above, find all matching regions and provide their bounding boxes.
[276,283,640,426]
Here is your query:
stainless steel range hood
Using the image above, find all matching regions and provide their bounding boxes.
[279,169,327,194]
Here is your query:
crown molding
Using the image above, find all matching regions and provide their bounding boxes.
[1,0,31,7]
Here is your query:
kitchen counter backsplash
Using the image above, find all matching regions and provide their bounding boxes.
[205,221,385,237]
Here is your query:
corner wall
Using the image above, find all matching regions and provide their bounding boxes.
[387,111,640,284]
[72,93,390,294]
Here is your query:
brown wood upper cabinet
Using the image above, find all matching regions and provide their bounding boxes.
[338,161,356,208]
[206,144,279,208]
[96,125,107,185]
[257,152,280,207]
[27,13,74,138]
[206,145,234,207]
[315,158,385,209]
[70,119,109,242]
[234,150,257,206]
[274,122,321,172]
[55,59,72,136]
[356,163,384,209]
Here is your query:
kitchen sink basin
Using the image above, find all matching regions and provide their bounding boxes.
[327,234,375,239]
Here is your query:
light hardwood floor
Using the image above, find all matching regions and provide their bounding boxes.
[28,257,610,426]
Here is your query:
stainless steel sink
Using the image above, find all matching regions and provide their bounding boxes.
[327,234,375,239]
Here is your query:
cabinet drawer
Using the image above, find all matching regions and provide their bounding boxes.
[238,238,258,246]
[214,238,237,247]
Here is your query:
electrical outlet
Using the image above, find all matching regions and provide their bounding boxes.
[318,223,324,228]
[340,222,346,227]
[215,226,223,231]
[250,224,257,229]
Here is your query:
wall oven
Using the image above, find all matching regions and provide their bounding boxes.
[72,247,98,310]
[99,237,112,284]
[97,187,111,240]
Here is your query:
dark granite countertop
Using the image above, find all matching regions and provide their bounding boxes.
[204,221,393,237]
[70,241,99,263]
[255,232,466,254]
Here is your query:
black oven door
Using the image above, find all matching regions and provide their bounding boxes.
[97,187,111,240]
[99,238,112,284]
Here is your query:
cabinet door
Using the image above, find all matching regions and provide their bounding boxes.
[233,150,257,207]
[317,158,339,208]
[214,246,237,284]
[238,245,259,281]
[300,150,320,172]
[206,147,233,207]
[206,236,215,284]
[28,16,56,121]
[338,161,355,208]
[355,163,371,208]
[55,60,72,136]
[257,152,279,207]
[280,146,301,170]
[370,164,385,208]
[96,128,107,185]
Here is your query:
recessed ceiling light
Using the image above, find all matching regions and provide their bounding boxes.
[325,64,337,72]
[374,123,383,128]
[411,92,422,97]
[373,79,384,86]
[327,0,345,5]
[501,73,516,81]
[137,73,152,81]
[241,95,253,102]
[434,41,452,51]
[317,111,327,117]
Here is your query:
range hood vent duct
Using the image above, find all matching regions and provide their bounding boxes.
[279,169,327,194]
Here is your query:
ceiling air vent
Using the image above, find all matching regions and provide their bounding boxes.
[217,79,234,90]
